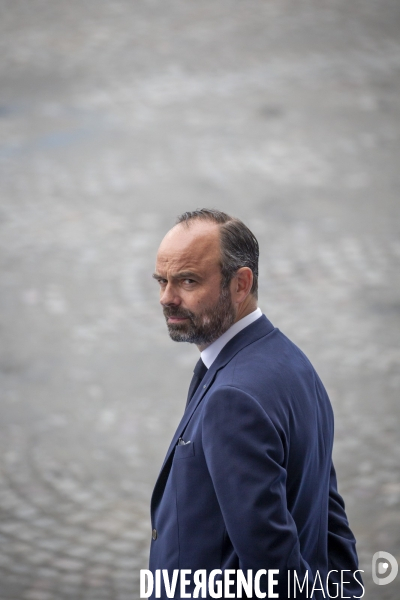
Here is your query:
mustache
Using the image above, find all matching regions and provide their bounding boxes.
[163,307,195,320]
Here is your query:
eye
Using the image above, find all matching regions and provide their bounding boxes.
[183,278,195,285]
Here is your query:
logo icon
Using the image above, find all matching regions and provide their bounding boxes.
[372,551,398,585]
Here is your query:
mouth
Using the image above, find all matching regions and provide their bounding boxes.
[167,316,190,323]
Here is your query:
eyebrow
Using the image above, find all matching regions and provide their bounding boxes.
[152,271,199,281]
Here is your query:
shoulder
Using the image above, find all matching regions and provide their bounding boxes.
[220,328,316,391]
[210,328,330,425]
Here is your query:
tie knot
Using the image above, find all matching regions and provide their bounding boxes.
[186,358,209,409]
[194,358,208,380]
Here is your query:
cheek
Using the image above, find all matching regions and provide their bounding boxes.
[188,285,221,313]
[201,314,212,325]
[191,293,212,309]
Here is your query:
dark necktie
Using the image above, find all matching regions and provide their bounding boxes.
[186,358,208,408]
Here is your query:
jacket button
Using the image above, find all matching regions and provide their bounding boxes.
[152,528,157,540]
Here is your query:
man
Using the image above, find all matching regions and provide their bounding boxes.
[148,209,361,599]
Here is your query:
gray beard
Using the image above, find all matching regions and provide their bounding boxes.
[164,285,235,346]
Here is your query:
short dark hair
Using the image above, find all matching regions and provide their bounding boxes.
[176,208,259,298]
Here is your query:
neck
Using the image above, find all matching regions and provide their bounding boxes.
[234,297,258,323]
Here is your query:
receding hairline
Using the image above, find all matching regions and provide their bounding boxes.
[157,220,222,262]
[163,218,222,243]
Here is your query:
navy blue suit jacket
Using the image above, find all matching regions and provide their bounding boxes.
[149,315,360,598]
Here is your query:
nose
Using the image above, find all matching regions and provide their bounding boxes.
[160,283,181,307]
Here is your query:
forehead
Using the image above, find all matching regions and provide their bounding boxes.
[156,221,221,273]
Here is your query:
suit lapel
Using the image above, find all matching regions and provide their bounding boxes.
[151,315,275,511]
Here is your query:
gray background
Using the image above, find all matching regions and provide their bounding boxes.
[0,0,399,598]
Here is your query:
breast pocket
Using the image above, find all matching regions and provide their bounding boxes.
[174,441,195,459]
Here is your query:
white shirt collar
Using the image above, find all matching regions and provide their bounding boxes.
[200,307,262,369]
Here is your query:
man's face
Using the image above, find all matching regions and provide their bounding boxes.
[153,221,236,349]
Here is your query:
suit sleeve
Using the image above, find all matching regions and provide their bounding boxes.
[327,462,363,596]
[201,385,311,597]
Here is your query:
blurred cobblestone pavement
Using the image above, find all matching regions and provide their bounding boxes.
[0,1,399,598]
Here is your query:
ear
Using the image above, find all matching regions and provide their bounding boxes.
[231,267,253,303]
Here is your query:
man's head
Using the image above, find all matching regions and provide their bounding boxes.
[153,209,259,350]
